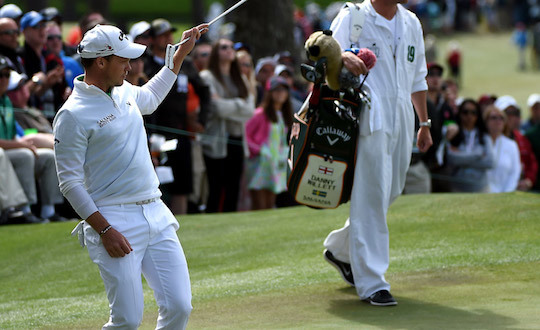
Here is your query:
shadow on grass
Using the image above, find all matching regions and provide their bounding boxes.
[328,293,517,329]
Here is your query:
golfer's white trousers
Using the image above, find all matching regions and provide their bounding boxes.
[324,104,414,299]
[84,200,192,330]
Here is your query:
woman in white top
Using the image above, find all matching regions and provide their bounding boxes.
[446,99,494,192]
[484,105,521,192]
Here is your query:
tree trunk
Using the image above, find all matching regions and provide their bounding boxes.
[25,0,48,11]
[227,0,298,61]
[192,0,205,26]
[89,0,109,18]
[63,0,76,21]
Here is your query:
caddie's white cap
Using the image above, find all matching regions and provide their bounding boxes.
[77,24,146,59]
[129,21,150,40]
[494,95,519,111]
[527,93,540,108]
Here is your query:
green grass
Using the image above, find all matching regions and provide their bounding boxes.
[1,192,539,329]
[433,32,539,114]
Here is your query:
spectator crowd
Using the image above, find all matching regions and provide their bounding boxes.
[0,2,539,226]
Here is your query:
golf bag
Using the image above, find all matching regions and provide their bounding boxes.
[287,61,369,209]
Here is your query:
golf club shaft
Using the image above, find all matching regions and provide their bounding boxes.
[175,0,248,46]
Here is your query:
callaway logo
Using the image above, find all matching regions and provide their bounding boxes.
[316,126,351,145]
[327,136,339,145]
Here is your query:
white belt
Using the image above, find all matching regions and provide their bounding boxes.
[71,198,159,247]
[135,197,159,205]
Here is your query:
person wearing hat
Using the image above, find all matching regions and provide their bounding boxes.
[129,20,151,47]
[145,18,210,215]
[40,7,77,57]
[322,0,432,306]
[53,23,206,329]
[274,63,304,112]
[8,70,54,136]
[19,11,65,113]
[0,4,22,23]
[245,76,293,210]
[254,56,276,104]
[0,17,23,72]
[522,93,540,133]
[192,41,212,72]
[493,95,539,191]
[423,62,455,192]
[0,55,64,223]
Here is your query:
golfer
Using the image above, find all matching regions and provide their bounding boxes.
[53,23,206,329]
[323,0,432,306]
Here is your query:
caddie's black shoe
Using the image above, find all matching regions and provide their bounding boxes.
[363,290,397,306]
[323,249,355,286]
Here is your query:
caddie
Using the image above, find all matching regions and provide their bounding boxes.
[322,0,432,306]
[53,23,206,328]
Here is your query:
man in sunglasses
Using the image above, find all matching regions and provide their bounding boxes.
[145,18,210,214]
[19,11,64,115]
[0,17,24,73]
[45,22,83,90]
[191,41,212,72]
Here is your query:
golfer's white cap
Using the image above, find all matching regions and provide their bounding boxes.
[78,24,146,59]
[527,93,540,108]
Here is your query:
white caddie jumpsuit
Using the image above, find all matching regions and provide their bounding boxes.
[54,68,192,329]
[324,1,428,299]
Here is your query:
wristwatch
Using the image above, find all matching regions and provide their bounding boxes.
[419,119,431,128]
[32,74,43,86]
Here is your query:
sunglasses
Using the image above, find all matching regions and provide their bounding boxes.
[427,71,442,77]
[240,62,252,68]
[0,29,19,36]
[488,116,504,121]
[460,110,478,116]
[0,71,11,79]
[47,34,62,41]
[219,44,233,50]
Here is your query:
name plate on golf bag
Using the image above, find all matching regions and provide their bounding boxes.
[287,85,367,209]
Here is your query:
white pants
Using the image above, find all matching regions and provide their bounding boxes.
[324,107,414,299]
[84,200,192,329]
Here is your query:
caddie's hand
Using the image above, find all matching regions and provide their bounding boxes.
[417,126,433,153]
[342,51,368,76]
[101,228,133,258]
